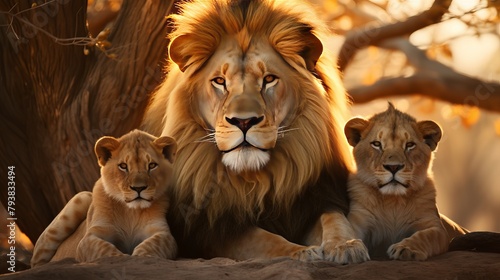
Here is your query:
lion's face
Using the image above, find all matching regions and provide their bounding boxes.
[143,0,352,223]
[189,36,303,172]
[94,130,177,209]
[345,104,442,195]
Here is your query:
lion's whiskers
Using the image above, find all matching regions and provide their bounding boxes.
[194,132,216,143]
[277,127,299,139]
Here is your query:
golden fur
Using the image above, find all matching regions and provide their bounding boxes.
[31,130,177,266]
[343,104,467,261]
[143,0,355,260]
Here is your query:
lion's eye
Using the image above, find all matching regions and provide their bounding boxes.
[406,142,416,150]
[148,162,158,170]
[118,163,128,172]
[370,141,382,150]
[211,77,226,92]
[263,74,279,90]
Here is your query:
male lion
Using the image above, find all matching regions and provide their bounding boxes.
[142,0,359,262]
[343,103,466,261]
[31,130,178,266]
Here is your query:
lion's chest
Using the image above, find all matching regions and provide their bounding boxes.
[350,199,419,258]
[364,210,416,257]
[103,206,163,255]
[111,216,148,254]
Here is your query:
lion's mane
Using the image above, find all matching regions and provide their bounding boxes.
[143,0,352,257]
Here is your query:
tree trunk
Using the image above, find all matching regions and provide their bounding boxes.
[0,0,176,243]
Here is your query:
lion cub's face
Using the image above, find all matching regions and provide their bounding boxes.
[345,104,442,195]
[94,130,177,209]
[186,37,300,173]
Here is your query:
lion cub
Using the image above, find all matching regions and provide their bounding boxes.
[31,130,177,266]
[343,103,449,261]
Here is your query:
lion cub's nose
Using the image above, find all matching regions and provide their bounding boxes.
[130,186,147,194]
[383,164,404,175]
[226,116,264,134]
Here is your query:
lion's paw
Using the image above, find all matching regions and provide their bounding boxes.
[323,239,370,264]
[132,247,162,258]
[388,242,428,261]
[291,245,323,262]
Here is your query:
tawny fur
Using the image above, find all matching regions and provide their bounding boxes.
[142,0,355,260]
[342,104,468,261]
[31,130,178,266]
[32,0,467,264]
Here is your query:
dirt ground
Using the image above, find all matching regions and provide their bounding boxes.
[1,251,499,280]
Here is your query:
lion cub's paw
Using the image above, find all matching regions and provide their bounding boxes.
[79,250,126,263]
[132,246,176,259]
[291,245,323,262]
[323,239,370,264]
[388,242,427,261]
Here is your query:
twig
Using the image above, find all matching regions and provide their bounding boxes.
[338,0,452,72]
[347,38,500,112]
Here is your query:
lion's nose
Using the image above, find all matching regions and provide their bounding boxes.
[130,186,147,194]
[383,164,404,175]
[225,116,264,134]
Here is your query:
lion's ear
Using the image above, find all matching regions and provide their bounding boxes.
[169,35,191,72]
[154,136,177,163]
[417,120,442,151]
[300,31,323,72]
[95,137,120,167]
[344,118,369,147]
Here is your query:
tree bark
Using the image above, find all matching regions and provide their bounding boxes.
[0,0,176,243]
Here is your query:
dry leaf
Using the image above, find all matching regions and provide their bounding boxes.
[323,0,338,13]
[361,71,377,85]
[451,105,481,128]
[417,99,436,114]
[495,119,500,136]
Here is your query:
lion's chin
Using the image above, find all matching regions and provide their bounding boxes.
[124,197,153,209]
[222,147,270,173]
[378,181,408,196]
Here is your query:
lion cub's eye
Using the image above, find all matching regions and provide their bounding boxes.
[370,141,382,150]
[118,163,128,172]
[406,142,416,150]
[148,162,158,170]
[211,77,226,92]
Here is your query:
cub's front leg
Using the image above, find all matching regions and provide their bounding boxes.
[132,224,177,259]
[77,226,126,262]
[388,225,449,261]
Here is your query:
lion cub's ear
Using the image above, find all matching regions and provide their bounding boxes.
[417,120,442,151]
[95,137,120,167]
[344,118,369,147]
[153,136,177,164]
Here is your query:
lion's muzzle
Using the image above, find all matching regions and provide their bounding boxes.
[216,88,277,172]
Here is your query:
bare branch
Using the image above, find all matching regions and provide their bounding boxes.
[348,39,500,112]
[338,0,452,72]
